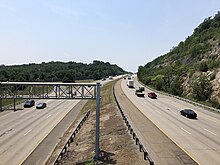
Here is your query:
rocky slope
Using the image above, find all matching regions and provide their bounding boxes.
[138,11,220,108]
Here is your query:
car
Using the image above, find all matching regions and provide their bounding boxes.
[180,109,197,119]
[148,92,157,99]
[24,100,35,108]
[109,76,113,80]
[135,89,145,97]
[36,102,47,109]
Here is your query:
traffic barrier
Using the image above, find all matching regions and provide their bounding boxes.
[139,81,220,113]
[113,83,155,165]
[54,110,90,165]
[1,100,25,111]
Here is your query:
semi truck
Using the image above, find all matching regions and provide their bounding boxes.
[127,80,134,88]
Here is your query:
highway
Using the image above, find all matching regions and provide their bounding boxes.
[121,78,220,164]
[0,99,81,165]
[0,76,121,165]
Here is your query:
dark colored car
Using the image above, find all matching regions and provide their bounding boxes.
[180,109,197,119]
[36,102,47,109]
[148,92,157,99]
[24,100,35,108]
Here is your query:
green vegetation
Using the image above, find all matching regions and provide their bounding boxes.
[81,80,115,115]
[2,99,23,107]
[0,60,126,82]
[191,75,212,101]
[138,11,220,106]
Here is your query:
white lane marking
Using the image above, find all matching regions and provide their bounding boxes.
[181,127,192,135]
[36,159,42,165]
[24,129,32,136]
[204,128,217,136]
[46,114,51,118]
[155,110,161,114]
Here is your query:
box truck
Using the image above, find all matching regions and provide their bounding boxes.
[127,80,134,88]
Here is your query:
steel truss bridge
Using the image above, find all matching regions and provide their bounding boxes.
[0,82,98,100]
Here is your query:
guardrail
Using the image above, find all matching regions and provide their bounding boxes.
[113,84,155,165]
[138,80,220,113]
[54,110,90,165]
[1,100,25,111]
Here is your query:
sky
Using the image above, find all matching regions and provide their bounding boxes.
[0,0,220,72]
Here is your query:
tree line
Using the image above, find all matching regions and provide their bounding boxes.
[0,60,127,82]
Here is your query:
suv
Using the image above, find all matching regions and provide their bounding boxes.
[24,100,35,108]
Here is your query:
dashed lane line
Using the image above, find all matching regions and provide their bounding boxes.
[181,127,192,135]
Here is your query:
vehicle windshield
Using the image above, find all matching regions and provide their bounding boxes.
[185,109,194,114]
[25,100,31,104]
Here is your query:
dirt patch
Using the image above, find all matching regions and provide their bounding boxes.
[46,80,147,165]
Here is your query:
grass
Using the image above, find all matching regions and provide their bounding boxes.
[80,80,115,115]
[75,79,94,83]
[1,98,24,107]
[77,80,116,164]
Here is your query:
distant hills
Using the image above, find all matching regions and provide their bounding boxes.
[0,60,127,82]
[138,11,220,108]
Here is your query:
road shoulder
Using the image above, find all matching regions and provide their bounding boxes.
[114,79,197,165]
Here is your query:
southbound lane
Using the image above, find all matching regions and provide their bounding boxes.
[121,78,220,164]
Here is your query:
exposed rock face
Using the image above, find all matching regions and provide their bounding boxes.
[138,12,220,106]
[181,69,220,104]
[211,69,220,103]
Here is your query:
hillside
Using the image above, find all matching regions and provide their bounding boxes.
[0,60,126,82]
[138,11,220,108]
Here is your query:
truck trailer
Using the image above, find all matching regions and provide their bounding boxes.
[127,80,134,88]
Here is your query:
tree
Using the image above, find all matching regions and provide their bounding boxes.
[199,62,208,72]
[167,76,183,96]
[152,75,165,90]
[191,75,212,101]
